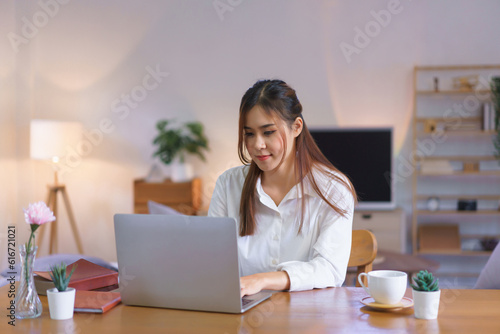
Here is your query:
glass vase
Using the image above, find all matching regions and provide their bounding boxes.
[14,244,42,319]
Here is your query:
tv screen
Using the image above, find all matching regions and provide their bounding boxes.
[309,128,394,210]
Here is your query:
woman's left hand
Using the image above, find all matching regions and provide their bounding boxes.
[240,273,265,297]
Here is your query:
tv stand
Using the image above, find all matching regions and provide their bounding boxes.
[353,208,405,253]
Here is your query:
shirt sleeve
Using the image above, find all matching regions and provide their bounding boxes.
[207,173,228,218]
[276,182,354,291]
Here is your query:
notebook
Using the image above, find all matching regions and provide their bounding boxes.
[74,291,121,313]
[113,214,272,313]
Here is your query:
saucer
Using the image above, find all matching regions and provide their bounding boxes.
[361,297,414,310]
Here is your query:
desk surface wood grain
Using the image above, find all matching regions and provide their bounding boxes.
[2,286,500,333]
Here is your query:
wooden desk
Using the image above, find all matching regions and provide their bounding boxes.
[2,286,499,333]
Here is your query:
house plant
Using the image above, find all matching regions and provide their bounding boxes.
[152,119,209,182]
[15,201,55,319]
[411,270,440,319]
[46,262,77,320]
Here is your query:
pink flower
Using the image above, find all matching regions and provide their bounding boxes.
[23,201,56,226]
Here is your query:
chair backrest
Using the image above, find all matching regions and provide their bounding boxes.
[474,242,500,289]
[348,229,378,287]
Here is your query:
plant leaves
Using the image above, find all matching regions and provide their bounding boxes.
[152,119,209,165]
[156,119,168,131]
[412,270,439,291]
[49,262,77,292]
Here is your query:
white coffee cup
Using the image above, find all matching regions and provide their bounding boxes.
[358,270,407,305]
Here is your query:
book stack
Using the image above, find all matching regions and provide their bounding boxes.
[34,259,121,313]
[483,102,498,131]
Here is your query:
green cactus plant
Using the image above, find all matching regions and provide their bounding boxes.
[411,270,439,292]
[49,262,77,292]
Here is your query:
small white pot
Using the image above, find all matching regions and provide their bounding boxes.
[171,162,193,182]
[412,289,441,320]
[47,287,76,320]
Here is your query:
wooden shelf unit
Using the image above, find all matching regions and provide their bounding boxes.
[416,90,491,96]
[417,171,500,176]
[418,250,493,256]
[462,233,500,239]
[416,210,500,216]
[415,117,483,122]
[415,64,500,71]
[416,195,500,200]
[411,65,500,258]
[134,178,201,215]
[418,155,497,161]
[416,130,496,137]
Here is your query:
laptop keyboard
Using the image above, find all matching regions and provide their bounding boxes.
[242,297,254,307]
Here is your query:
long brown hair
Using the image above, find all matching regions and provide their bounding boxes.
[238,79,357,236]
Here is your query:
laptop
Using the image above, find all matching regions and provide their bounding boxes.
[113,214,272,313]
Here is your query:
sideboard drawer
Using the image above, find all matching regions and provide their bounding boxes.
[353,209,405,253]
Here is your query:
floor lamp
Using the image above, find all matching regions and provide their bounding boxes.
[30,119,84,255]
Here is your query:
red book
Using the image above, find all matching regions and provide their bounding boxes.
[34,259,118,291]
[74,291,121,313]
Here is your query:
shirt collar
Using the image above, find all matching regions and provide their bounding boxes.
[256,177,279,210]
[288,176,317,199]
[256,173,319,207]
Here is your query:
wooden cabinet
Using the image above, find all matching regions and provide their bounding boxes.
[411,65,500,257]
[353,209,406,253]
[134,178,201,215]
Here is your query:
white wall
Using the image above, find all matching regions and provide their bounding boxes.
[0,0,19,272]
[2,0,500,267]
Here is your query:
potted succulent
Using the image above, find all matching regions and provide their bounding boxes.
[46,262,77,320]
[411,270,440,319]
[152,119,209,182]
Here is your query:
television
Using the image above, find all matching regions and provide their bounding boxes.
[309,127,395,211]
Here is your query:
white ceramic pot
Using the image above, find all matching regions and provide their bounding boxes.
[47,287,76,320]
[412,289,441,320]
[171,162,193,182]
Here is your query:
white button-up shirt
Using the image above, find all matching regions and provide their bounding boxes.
[208,165,354,291]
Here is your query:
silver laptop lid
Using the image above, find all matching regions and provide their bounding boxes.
[114,214,243,313]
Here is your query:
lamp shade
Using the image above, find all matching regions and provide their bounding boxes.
[30,119,83,161]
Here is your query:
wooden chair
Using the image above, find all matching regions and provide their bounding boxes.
[474,242,500,289]
[348,229,378,287]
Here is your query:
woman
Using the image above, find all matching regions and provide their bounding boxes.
[208,79,356,297]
